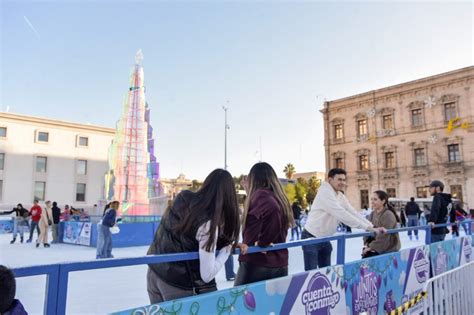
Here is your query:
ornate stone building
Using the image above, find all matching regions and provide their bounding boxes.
[321,66,474,209]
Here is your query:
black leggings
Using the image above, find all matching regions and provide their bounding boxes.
[234,261,287,286]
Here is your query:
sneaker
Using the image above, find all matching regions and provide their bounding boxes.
[227,277,235,281]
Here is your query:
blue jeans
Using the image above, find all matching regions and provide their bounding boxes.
[224,256,235,280]
[301,229,333,271]
[12,218,26,239]
[96,224,113,259]
[28,221,40,240]
[407,215,419,236]
[430,233,446,244]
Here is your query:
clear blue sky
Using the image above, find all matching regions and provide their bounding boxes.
[1,1,472,180]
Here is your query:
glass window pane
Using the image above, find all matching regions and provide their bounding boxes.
[76,183,86,202]
[77,160,87,175]
[34,182,45,201]
[0,180,3,200]
[36,156,47,172]
[79,137,88,146]
[0,127,6,137]
[0,153,4,170]
[37,132,49,142]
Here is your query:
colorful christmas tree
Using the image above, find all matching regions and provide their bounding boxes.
[104,50,163,215]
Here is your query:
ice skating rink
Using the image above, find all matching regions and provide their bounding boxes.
[0,229,438,314]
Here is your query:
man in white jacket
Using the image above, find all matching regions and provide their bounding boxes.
[301,168,385,270]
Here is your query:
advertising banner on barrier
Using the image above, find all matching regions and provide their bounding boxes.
[0,219,13,234]
[113,265,346,315]
[63,221,92,246]
[459,235,472,266]
[429,237,460,276]
[401,245,430,315]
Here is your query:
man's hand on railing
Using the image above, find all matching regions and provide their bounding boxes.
[428,222,435,228]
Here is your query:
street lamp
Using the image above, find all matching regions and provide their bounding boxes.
[222,105,230,170]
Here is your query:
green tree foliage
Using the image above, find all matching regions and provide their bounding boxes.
[295,177,308,209]
[285,183,296,204]
[306,176,321,205]
[283,163,296,180]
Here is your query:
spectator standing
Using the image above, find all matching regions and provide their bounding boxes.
[234,162,294,286]
[405,197,422,240]
[301,168,385,270]
[146,169,240,303]
[51,202,61,243]
[428,180,452,243]
[26,200,42,243]
[291,202,302,240]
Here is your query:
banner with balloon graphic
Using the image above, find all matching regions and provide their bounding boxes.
[113,265,347,315]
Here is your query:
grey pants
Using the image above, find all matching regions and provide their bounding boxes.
[147,268,194,304]
[52,224,59,242]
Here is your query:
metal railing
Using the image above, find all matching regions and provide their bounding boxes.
[11,220,473,314]
[423,261,474,315]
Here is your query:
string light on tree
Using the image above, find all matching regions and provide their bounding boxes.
[424,96,437,108]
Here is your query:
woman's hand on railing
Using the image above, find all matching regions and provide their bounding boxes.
[367,226,387,235]
[235,243,249,255]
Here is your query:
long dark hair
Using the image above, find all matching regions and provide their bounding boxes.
[243,162,294,229]
[176,169,240,252]
[374,190,400,223]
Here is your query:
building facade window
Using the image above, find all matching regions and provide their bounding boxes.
[450,185,463,202]
[359,155,369,171]
[77,136,89,147]
[37,131,49,143]
[77,160,87,175]
[0,153,4,170]
[0,180,3,200]
[383,115,394,130]
[334,124,344,140]
[360,190,369,209]
[357,119,368,137]
[335,158,344,169]
[414,148,425,166]
[34,181,46,201]
[411,109,423,127]
[447,144,460,162]
[0,127,6,138]
[76,183,86,202]
[36,156,47,173]
[416,186,429,198]
[387,188,396,198]
[385,152,395,169]
[444,102,457,122]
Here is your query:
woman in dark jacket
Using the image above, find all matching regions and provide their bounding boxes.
[234,162,294,286]
[146,169,241,303]
[1,204,29,244]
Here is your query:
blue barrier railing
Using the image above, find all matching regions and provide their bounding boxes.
[12,220,473,314]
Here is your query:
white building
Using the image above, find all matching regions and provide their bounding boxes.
[0,112,115,210]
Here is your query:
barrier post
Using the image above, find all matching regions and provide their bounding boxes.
[424,225,431,244]
[56,266,70,315]
[336,235,345,265]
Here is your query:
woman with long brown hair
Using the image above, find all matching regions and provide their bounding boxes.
[235,162,294,285]
[362,190,401,258]
[147,169,241,303]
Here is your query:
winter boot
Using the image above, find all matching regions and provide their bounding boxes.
[10,238,16,244]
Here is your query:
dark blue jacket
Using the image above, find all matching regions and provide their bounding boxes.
[102,208,116,227]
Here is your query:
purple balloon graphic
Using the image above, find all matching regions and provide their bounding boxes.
[244,291,256,311]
